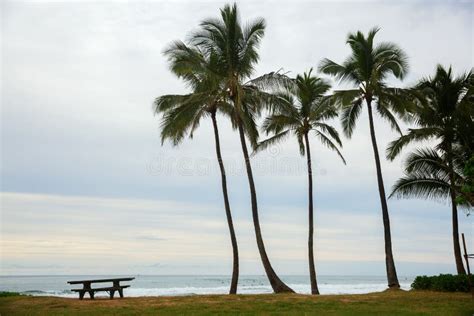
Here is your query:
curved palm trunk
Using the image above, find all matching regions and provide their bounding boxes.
[304,133,320,295]
[366,100,400,289]
[211,112,239,294]
[237,122,294,293]
[447,147,466,275]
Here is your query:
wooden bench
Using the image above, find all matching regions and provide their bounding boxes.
[67,277,135,299]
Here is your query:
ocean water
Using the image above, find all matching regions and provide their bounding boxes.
[0,275,414,297]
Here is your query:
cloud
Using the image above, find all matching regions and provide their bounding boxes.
[1,192,471,275]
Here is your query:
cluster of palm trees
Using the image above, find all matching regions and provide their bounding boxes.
[155,3,474,295]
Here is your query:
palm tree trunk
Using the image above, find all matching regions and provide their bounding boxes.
[304,133,319,295]
[450,189,466,275]
[366,100,400,289]
[237,122,294,293]
[211,112,240,294]
[446,144,466,275]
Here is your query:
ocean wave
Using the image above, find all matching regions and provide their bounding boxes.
[21,282,412,297]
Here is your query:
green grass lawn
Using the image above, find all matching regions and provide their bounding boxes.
[1,290,473,315]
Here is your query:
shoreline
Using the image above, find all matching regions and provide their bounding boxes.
[0,275,414,297]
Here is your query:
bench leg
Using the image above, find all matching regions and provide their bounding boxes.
[109,290,115,299]
[79,292,85,300]
[89,291,95,299]
[118,289,124,298]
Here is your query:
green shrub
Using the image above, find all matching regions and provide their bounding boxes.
[412,274,474,292]
[0,291,22,297]
[411,275,432,290]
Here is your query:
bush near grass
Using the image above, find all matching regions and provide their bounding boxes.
[412,274,474,292]
[0,292,22,298]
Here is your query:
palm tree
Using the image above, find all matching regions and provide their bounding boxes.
[389,148,468,275]
[319,27,409,289]
[387,65,474,274]
[259,69,345,294]
[154,42,240,293]
[191,3,294,293]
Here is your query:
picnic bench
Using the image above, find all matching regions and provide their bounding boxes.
[67,277,135,299]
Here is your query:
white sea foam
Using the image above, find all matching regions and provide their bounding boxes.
[22,282,412,298]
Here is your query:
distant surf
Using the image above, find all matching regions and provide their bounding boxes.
[0,275,413,297]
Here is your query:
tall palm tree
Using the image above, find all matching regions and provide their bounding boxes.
[154,42,240,293]
[319,27,409,289]
[259,70,345,294]
[191,3,294,293]
[387,65,474,274]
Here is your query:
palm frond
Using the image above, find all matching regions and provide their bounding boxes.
[404,148,450,182]
[375,103,402,135]
[313,123,343,147]
[246,70,295,93]
[373,41,409,80]
[318,59,360,85]
[254,130,290,154]
[390,174,450,201]
[314,131,346,164]
[239,18,265,78]
[159,100,207,146]
[330,89,362,109]
[386,127,439,160]
[376,87,413,122]
[340,97,363,137]
[262,114,300,134]
[240,104,260,149]
[154,94,192,113]
[296,131,305,156]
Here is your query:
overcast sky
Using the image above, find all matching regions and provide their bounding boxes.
[1,0,473,277]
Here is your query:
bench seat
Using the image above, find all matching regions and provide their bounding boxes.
[71,285,130,292]
[72,285,131,299]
